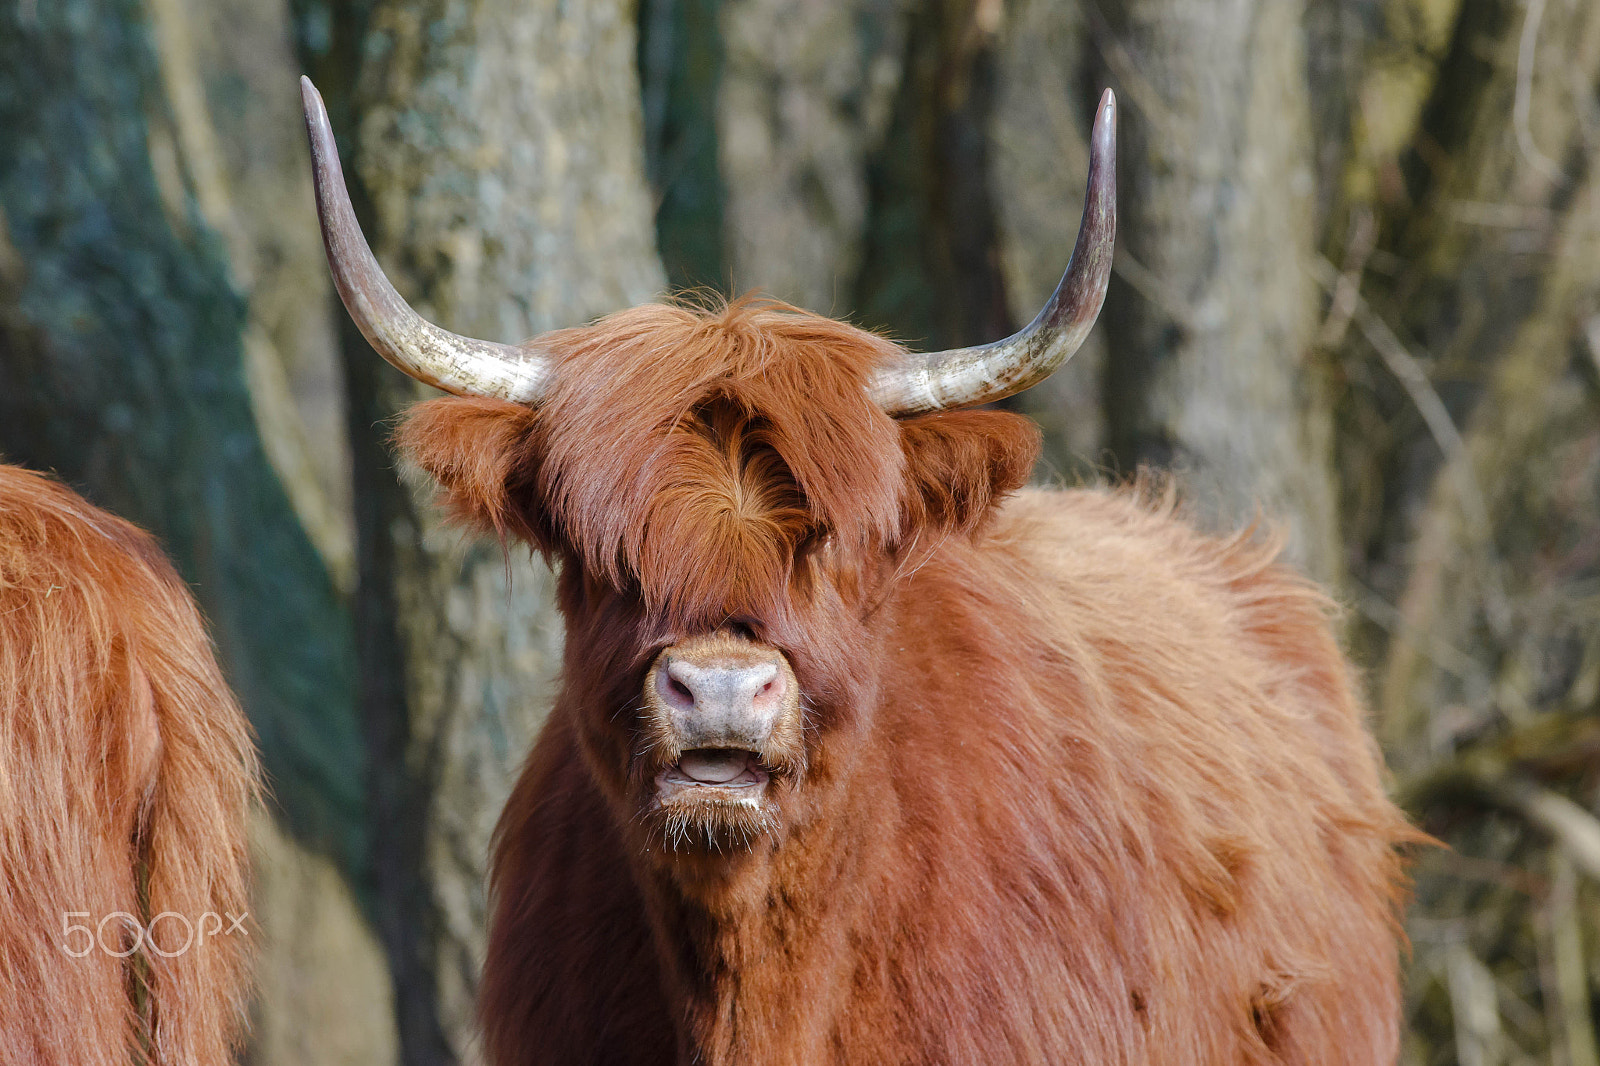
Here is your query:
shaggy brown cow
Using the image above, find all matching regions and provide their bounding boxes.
[304,77,1417,1065]
[0,464,257,1066]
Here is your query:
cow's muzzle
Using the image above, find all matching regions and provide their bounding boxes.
[641,632,802,816]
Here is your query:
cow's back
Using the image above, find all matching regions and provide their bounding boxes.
[0,464,256,1065]
[965,485,1413,1063]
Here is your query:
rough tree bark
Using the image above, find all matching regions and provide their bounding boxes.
[716,0,908,315]
[1094,0,1340,580]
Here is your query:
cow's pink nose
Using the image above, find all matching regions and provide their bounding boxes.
[657,658,784,749]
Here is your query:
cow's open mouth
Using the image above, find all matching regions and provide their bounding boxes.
[655,748,769,802]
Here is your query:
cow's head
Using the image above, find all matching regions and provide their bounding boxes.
[301,77,1115,857]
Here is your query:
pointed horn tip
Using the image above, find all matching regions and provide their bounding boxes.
[301,76,326,125]
[1092,89,1116,156]
[870,86,1116,415]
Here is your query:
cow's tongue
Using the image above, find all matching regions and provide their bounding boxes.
[678,749,750,784]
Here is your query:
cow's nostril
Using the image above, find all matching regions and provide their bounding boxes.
[657,667,697,709]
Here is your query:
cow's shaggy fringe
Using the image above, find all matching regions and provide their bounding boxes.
[400,295,1421,1065]
[0,465,258,1066]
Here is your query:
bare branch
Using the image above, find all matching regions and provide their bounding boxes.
[1514,0,1565,184]
[1082,0,1182,144]
[1349,576,1483,684]
[1112,244,1197,331]
[1543,849,1600,1066]
[1499,782,1600,884]
[1447,942,1505,1066]
[1315,208,1377,352]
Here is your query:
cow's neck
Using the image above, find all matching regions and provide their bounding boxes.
[639,770,888,1065]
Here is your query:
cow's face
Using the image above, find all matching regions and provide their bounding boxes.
[400,300,1039,852]
[301,75,1112,856]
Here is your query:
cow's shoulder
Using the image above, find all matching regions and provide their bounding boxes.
[984,484,1305,628]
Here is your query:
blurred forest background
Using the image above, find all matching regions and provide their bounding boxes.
[1,0,1598,1062]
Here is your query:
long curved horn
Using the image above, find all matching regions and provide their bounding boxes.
[870,89,1117,416]
[300,76,552,404]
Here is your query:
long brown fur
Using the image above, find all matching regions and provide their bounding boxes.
[0,464,258,1065]
[398,296,1419,1065]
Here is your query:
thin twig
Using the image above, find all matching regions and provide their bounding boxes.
[1446,941,1504,1066]
[1311,256,1481,528]
[1513,0,1564,184]
[1425,848,1545,897]
[1349,576,1482,683]
[1309,255,1511,636]
[1545,848,1600,1066]
[1315,208,1378,351]
[1082,0,1182,144]
[1112,245,1197,331]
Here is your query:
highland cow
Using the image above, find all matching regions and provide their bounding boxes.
[0,464,257,1066]
[304,76,1416,1065]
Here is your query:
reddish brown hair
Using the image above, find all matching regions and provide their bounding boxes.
[400,296,1416,1065]
[0,464,257,1066]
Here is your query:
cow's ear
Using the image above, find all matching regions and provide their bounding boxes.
[898,409,1040,536]
[394,397,552,548]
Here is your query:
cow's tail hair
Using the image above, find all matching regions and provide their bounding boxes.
[130,554,260,1065]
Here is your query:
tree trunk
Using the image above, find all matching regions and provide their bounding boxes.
[717,0,908,314]
[852,0,1016,353]
[305,0,666,1059]
[639,0,728,292]
[988,0,1106,474]
[1094,0,1340,580]
[5,0,1598,1062]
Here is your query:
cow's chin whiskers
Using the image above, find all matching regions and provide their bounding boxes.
[644,789,779,854]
